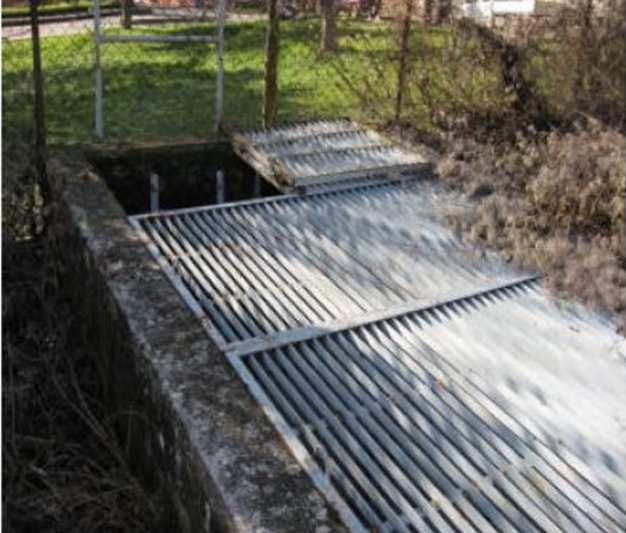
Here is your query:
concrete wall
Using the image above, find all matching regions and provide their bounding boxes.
[47,147,347,533]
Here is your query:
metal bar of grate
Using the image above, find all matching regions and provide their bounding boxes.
[260,129,391,159]
[276,145,426,181]
[225,275,539,358]
[240,118,358,145]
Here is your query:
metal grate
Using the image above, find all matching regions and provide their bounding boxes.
[230,280,626,533]
[130,178,517,347]
[231,120,429,192]
[130,169,626,532]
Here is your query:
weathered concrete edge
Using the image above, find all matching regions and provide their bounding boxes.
[48,150,347,533]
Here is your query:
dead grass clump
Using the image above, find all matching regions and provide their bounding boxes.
[2,239,158,533]
[437,123,626,332]
[3,133,158,533]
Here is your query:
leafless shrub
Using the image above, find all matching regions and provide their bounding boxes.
[331,0,625,140]
[3,237,158,532]
[533,0,626,131]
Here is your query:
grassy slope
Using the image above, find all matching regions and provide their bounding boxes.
[2,19,477,142]
[2,19,378,141]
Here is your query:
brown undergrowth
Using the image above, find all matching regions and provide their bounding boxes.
[2,163,157,531]
[435,122,626,333]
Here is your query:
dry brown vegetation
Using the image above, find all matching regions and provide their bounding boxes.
[2,161,157,532]
[436,122,626,332]
[365,1,626,334]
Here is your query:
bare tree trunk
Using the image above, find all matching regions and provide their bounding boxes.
[422,0,432,25]
[29,0,49,200]
[438,0,451,23]
[320,0,337,52]
[395,0,413,121]
[575,0,594,106]
[264,0,280,128]
[431,0,441,25]
[121,0,133,29]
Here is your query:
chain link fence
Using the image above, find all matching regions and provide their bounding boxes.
[3,0,233,143]
[2,1,401,148]
[3,0,624,148]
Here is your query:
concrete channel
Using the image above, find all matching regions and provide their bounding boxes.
[51,124,626,532]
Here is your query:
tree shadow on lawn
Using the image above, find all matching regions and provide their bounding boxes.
[101,65,265,140]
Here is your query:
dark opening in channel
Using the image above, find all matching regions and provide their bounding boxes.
[87,140,279,215]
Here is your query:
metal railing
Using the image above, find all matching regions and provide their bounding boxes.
[92,0,225,138]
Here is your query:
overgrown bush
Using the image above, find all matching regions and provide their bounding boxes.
[437,122,626,332]
[330,0,625,137]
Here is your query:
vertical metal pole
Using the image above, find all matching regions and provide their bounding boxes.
[29,0,49,199]
[150,172,160,212]
[93,0,104,138]
[253,174,261,198]
[214,0,226,131]
[216,170,225,203]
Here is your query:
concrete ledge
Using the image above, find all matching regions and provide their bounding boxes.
[48,149,346,532]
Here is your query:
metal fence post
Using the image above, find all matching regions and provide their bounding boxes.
[150,172,160,212]
[93,0,104,138]
[215,0,226,131]
[216,170,225,203]
[253,174,261,197]
[29,0,49,197]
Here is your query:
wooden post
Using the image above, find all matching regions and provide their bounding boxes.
[29,0,49,198]
[263,0,280,129]
[320,0,337,52]
[395,0,413,122]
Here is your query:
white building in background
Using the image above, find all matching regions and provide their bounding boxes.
[461,0,536,19]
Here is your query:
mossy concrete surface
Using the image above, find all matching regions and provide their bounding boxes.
[48,146,346,533]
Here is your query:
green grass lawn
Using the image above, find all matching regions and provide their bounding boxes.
[1,18,499,143]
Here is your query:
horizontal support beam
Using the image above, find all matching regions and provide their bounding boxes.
[101,34,216,44]
[224,274,541,358]
[128,174,424,222]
